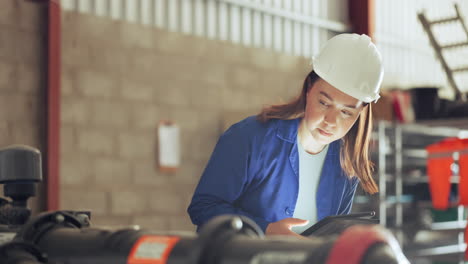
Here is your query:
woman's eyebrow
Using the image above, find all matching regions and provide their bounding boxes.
[319,91,358,109]
[319,91,333,101]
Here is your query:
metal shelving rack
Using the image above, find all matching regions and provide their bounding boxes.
[359,120,468,263]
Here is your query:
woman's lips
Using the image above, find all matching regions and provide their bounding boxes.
[318,128,333,137]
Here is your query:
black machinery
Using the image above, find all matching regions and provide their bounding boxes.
[0,145,409,264]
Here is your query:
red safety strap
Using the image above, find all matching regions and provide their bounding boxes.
[461,148,468,261]
[426,138,465,210]
[427,156,453,209]
[465,224,468,261]
[460,154,468,206]
[326,225,390,264]
[426,139,468,260]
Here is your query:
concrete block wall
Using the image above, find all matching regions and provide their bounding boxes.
[0,0,47,213]
[61,11,309,231]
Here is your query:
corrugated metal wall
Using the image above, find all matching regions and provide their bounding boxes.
[60,0,349,58]
[375,0,468,99]
[61,0,468,98]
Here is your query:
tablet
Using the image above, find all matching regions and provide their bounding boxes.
[301,211,379,237]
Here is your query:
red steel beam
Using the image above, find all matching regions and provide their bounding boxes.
[46,0,61,211]
[348,0,374,38]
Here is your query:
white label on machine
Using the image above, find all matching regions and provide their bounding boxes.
[250,251,307,264]
[0,233,15,246]
[134,241,166,258]
[128,235,180,264]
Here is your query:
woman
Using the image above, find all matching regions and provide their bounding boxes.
[188,33,384,236]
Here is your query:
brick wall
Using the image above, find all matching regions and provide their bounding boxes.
[0,0,47,214]
[61,11,309,231]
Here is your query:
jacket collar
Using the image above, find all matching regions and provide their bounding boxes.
[275,118,301,143]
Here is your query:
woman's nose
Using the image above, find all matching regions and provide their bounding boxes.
[324,111,337,126]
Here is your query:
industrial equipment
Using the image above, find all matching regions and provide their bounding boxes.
[0,145,409,264]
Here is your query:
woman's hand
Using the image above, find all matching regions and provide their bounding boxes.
[265,218,309,238]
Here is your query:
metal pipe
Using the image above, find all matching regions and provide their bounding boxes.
[378,121,386,227]
[395,124,403,244]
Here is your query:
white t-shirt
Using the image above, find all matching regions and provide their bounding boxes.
[291,138,328,234]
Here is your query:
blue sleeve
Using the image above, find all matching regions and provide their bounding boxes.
[337,177,359,215]
[187,123,270,232]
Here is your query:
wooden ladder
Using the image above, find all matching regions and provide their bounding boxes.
[418,4,468,101]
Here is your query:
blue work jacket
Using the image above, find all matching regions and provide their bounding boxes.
[187,116,359,232]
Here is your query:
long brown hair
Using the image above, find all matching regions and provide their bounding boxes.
[257,71,378,194]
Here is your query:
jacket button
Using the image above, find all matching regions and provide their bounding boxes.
[285,207,292,216]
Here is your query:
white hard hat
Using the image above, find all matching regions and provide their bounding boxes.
[312,34,384,103]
